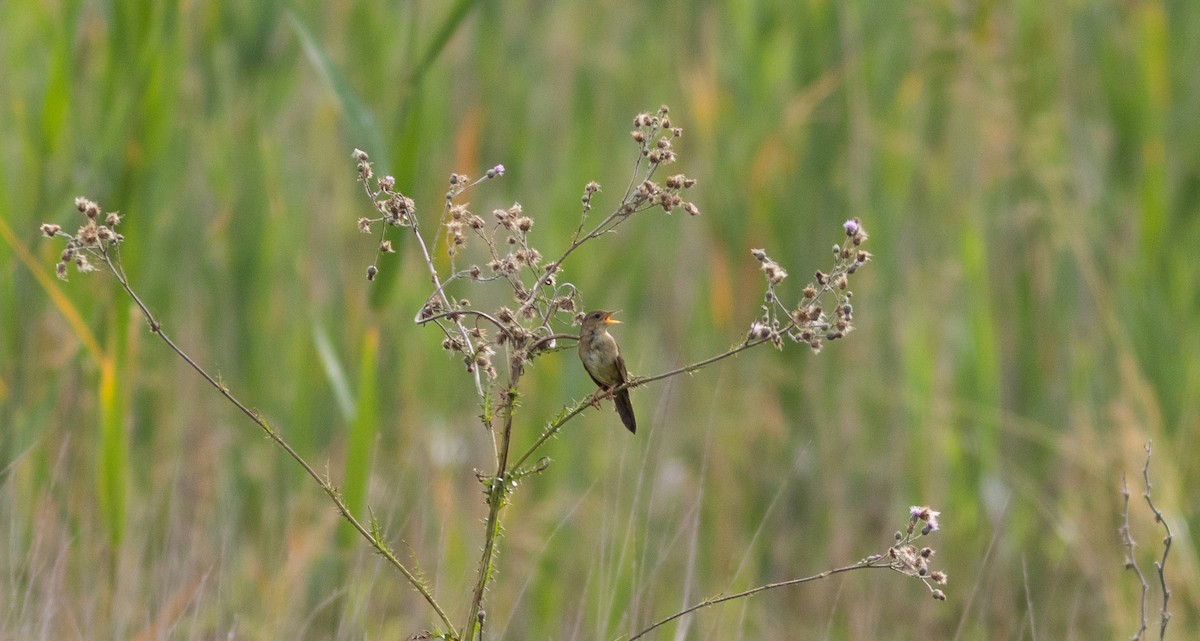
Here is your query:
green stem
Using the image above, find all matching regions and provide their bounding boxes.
[625,561,882,641]
[102,250,458,637]
[465,384,518,640]
[512,329,789,472]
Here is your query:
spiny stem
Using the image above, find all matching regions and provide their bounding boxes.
[511,327,791,472]
[101,250,458,638]
[465,381,520,640]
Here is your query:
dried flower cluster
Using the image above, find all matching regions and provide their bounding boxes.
[354,157,572,381]
[859,506,950,601]
[747,217,870,353]
[40,197,126,280]
[621,105,701,218]
[352,106,700,387]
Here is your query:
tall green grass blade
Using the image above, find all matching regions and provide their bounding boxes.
[96,335,127,550]
[312,322,355,421]
[408,0,484,89]
[0,217,104,364]
[288,8,386,161]
[388,0,481,188]
[38,14,72,158]
[340,326,379,548]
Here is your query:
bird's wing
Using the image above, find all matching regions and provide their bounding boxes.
[585,369,606,388]
[615,351,630,385]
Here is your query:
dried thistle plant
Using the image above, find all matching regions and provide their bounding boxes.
[37,106,939,641]
[748,216,870,353]
[40,197,127,282]
[351,105,700,400]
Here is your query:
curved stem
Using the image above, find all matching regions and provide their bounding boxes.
[102,251,458,638]
[528,332,579,354]
[512,328,790,472]
[511,398,593,472]
[625,561,881,641]
[409,216,485,399]
[416,308,508,332]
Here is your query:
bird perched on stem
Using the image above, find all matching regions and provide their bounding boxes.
[578,310,637,433]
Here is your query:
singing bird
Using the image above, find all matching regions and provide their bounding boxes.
[578,310,637,433]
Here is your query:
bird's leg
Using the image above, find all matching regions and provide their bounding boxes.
[587,385,618,408]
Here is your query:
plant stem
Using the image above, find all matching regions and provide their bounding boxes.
[465,382,519,640]
[625,561,881,641]
[102,249,458,638]
[511,328,791,472]
[408,216,485,399]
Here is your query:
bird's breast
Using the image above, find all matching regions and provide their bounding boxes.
[580,332,621,383]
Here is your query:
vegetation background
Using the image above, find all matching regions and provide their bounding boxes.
[1,0,1196,639]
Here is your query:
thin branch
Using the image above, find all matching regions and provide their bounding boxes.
[550,117,673,279]
[101,249,458,638]
[528,332,579,354]
[546,195,649,280]
[1140,442,1172,641]
[630,330,791,389]
[1121,441,1173,641]
[1120,473,1149,641]
[622,506,947,641]
[624,561,878,641]
[416,308,508,332]
[512,329,789,472]
[407,210,485,399]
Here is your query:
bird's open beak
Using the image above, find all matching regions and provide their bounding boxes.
[604,312,622,325]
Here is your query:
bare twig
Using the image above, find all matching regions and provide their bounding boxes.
[100,246,459,638]
[623,506,948,641]
[511,327,790,472]
[1141,442,1172,641]
[402,187,485,398]
[551,108,684,277]
[1120,473,1149,641]
[1121,441,1172,641]
[625,561,874,641]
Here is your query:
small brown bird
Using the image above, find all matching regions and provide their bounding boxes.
[578,310,637,433]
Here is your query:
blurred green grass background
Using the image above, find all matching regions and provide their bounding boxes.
[2,0,1197,638]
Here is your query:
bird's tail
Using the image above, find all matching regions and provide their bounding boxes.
[614,389,637,434]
